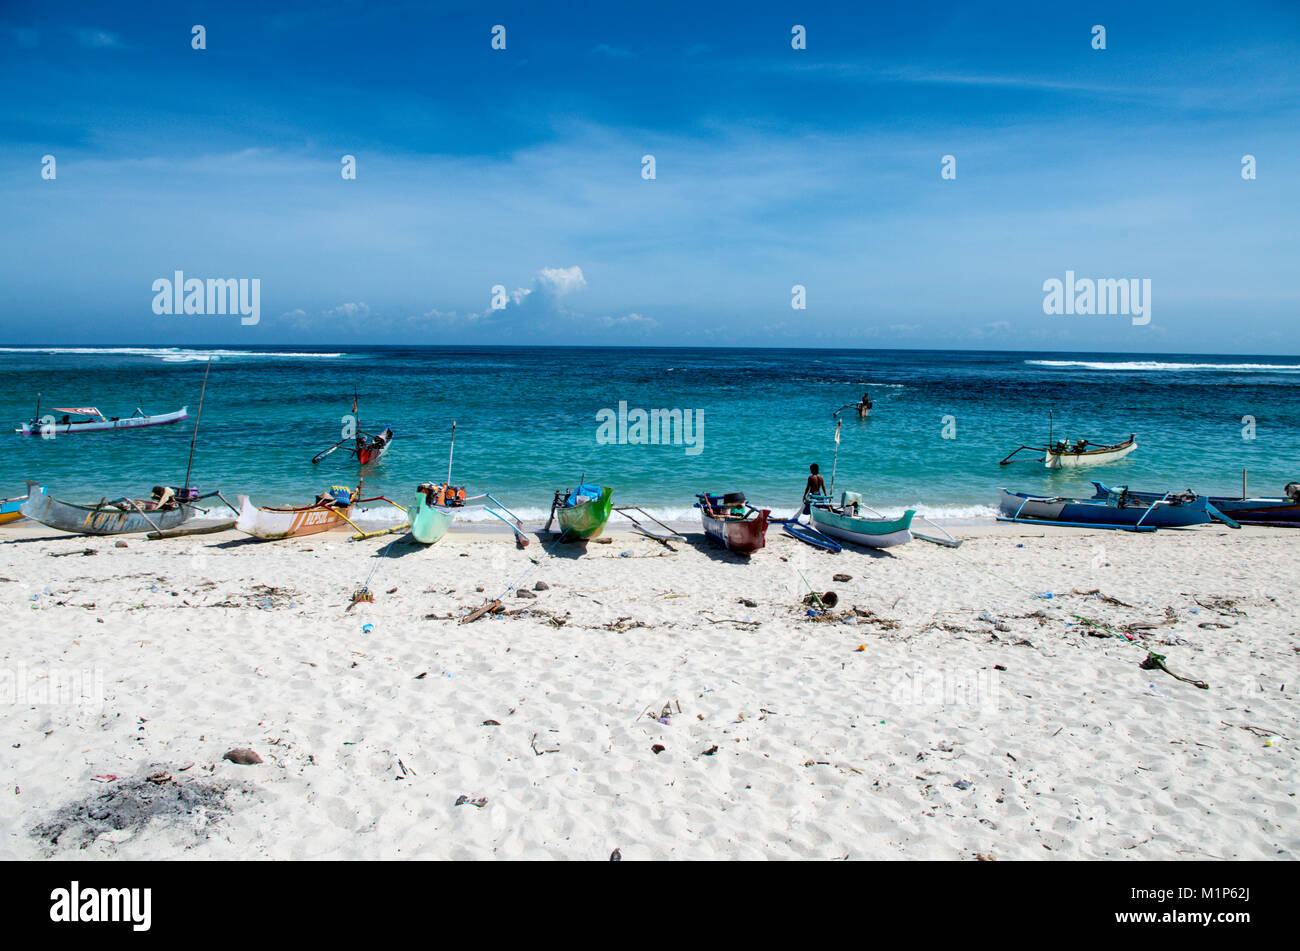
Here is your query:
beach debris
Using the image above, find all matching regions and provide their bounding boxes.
[651,744,666,754]
[833,573,852,583]
[33,772,236,851]
[91,775,117,784]
[802,591,838,609]
[361,623,374,634]
[976,852,997,862]
[49,548,97,558]
[454,795,488,808]
[461,599,504,624]
[482,719,501,726]
[347,586,375,609]
[700,745,719,756]
[738,597,758,608]
[533,580,550,591]
[222,748,263,766]
[515,588,537,599]
[594,537,612,544]
[114,540,128,548]
[531,732,560,756]
[610,848,622,861]
[953,780,973,790]
[1032,591,1052,600]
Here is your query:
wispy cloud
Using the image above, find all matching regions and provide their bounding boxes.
[77,29,121,49]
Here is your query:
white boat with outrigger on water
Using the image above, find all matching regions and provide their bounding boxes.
[16,397,188,436]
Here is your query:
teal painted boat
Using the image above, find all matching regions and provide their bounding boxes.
[552,484,614,539]
[411,484,457,544]
[808,492,915,548]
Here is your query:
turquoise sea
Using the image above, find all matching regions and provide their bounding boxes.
[2,346,1298,522]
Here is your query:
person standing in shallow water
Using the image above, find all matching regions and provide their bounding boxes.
[804,463,827,501]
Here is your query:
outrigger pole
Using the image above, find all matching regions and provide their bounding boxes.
[447,421,457,484]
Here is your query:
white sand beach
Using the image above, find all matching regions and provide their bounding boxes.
[1,519,1295,860]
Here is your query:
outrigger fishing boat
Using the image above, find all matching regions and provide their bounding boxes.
[997,486,1216,531]
[1001,434,1136,468]
[16,404,188,436]
[236,482,408,541]
[833,392,873,419]
[409,422,529,547]
[20,481,232,535]
[546,482,614,540]
[312,393,394,467]
[695,492,770,555]
[0,488,37,525]
[1000,411,1136,468]
[412,482,530,547]
[1089,480,1300,527]
[355,425,394,465]
[807,492,916,548]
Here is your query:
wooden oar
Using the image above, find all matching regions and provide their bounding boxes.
[125,499,167,535]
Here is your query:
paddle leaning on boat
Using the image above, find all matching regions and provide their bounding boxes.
[20,481,235,535]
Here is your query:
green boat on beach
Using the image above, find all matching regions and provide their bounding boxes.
[411,487,456,544]
[550,483,614,539]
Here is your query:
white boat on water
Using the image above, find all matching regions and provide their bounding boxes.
[16,405,189,436]
[1043,434,1136,468]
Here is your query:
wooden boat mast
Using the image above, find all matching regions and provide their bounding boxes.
[183,357,212,490]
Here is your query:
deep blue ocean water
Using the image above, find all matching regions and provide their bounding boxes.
[2,346,1298,521]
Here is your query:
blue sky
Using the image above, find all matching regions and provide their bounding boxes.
[2,0,1298,352]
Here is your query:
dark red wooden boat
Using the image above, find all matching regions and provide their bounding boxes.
[696,492,770,555]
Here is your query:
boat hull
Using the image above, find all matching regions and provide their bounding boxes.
[411,495,455,544]
[17,407,189,436]
[356,427,394,465]
[810,505,914,548]
[235,495,353,539]
[20,484,191,535]
[0,494,29,524]
[558,486,613,539]
[1089,482,1300,527]
[999,488,1211,527]
[1044,435,1136,469]
[700,507,769,555]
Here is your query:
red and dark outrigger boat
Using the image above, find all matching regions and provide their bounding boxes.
[695,492,770,555]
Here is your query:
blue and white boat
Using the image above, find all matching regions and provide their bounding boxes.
[998,486,1213,531]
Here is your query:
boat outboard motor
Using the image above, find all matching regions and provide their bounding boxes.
[1285,483,1300,502]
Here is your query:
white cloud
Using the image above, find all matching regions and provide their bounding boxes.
[601,312,658,329]
[536,266,586,296]
[77,29,121,48]
[325,302,370,319]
